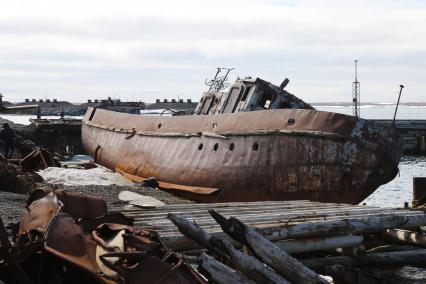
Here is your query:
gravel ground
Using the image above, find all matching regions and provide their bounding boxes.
[0,182,192,227]
[0,191,28,225]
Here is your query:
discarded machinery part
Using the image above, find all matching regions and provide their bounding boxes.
[413,177,426,207]
[27,188,108,220]
[54,190,108,219]
[20,147,61,171]
[274,234,364,254]
[118,190,165,208]
[93,223,206,284]
[199,253,257,284]
[95,230,125,277]
[19,192,60,235]
[78,212,134,233]
[44,213,104,278]
[115,166,219,195]
[383,229,426,248]
[0,217,32,284]
[99,251,203,284]
[209,211,328,284]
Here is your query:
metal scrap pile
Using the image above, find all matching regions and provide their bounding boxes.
[0,147,59,194]
[0,189,205,284]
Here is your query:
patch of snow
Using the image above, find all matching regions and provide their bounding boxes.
[118,190,165,208]
[38,167,133,186]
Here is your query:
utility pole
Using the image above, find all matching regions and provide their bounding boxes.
[352,60,360,118]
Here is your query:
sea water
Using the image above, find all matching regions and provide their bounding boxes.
[1,106,425,207]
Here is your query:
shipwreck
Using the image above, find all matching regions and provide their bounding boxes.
[82,73,401,204]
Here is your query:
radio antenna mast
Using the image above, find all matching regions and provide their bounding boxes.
[205,67,234,92]
[352,60,360,118]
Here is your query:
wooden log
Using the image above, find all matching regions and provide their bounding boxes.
[167,213,227,257]
[209,210,328,284]
[161,212,425,252]
[216,238,290,284]
[383,228,426,247]
[199,253,257,284]
[301,249,426,271]
[256,214,426,241]
[169,213,290,283]
[275,235,364,254]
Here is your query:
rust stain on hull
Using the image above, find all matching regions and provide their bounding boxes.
[82,106,401,204]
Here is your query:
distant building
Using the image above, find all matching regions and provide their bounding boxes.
[145,99,198,115]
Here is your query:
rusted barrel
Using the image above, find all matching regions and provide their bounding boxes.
[413,177,426,207]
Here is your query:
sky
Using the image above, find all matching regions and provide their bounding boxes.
[0,0,425,103]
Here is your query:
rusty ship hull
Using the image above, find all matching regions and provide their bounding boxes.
[82,106,400,204]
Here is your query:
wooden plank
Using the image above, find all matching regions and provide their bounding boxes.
[126,203,383,219]
[131,207,408,225]
[133,211,423,233]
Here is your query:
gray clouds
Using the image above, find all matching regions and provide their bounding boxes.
[0,0,425,103]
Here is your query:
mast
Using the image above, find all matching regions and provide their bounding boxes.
[352,60,360,118]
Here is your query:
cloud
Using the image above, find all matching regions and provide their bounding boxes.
[0,0,425,103]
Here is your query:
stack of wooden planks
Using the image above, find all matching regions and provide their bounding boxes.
[112,200,426,283]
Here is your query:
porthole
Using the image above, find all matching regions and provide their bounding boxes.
[229,143,235,151]
[198,143,203,150]
[287,118,295,125]
[158,123,162,129]
[253,143,259,151]
[213,143,219,151]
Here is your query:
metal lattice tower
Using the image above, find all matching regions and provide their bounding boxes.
[205,67,234,92]
[352,60,360,118]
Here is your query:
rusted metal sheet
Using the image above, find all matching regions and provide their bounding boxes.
[4,189,204,283]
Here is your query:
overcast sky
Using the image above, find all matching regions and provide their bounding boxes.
[0,0,425,103]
